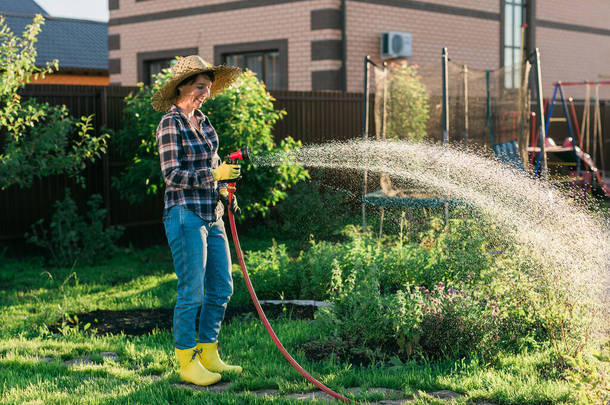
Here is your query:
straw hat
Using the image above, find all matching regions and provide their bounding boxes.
[151,55,241,112]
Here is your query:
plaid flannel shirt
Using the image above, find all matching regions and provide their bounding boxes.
[156,105,225,221]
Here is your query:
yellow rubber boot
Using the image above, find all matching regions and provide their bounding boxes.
[196,342,242,374]
[175,348,221,386]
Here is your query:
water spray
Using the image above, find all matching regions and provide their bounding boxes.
[255,139,610,340]
[224,147,350,403]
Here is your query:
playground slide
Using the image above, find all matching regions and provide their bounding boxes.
[528,144,610,197]
[572,147,610,197]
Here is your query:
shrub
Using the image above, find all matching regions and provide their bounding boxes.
[231,240,298,306]
[265,176,353,241]
[296,220,496,300]
[26,189,124,267]
[0,15,109,190]
[112,66,308,219]
[385,62,429,141]
[417,282,502,360]
[319,262,399,362]
[231,220,563,363]
[406,219,495,288]
[314,264,503,363]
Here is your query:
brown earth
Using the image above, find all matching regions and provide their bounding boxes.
[48,303,316,336]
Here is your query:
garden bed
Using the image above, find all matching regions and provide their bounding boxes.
[47,302,318,336]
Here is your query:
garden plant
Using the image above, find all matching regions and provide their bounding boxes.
[1,15,609,405]
[0,15,109,190]
[2,204,609,404]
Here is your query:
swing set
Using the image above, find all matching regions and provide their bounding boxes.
[528,80,610,197]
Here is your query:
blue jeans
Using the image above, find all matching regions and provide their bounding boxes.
[163,206,233,349]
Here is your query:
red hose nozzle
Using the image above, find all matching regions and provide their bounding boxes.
[227,147,250,162]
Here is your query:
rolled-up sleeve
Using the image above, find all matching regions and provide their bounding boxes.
[156,115,215,189]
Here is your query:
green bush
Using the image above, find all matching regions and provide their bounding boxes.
[487,258,552,352]
[402,219,495,288]
[319,274,520,364]
[312,260,504,363]
[385,62,429,141]
[295,220,496,299]
[417,282,502,360]
[234,220,563,363]
[26,189,124,267]
[265,176,353,240]
[233,219,500,303]
[231,240,298,306]
[0,15,109,190]
[112,66,308,219]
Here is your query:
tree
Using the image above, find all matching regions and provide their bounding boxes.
[0,14,109,189]
[385,62,429,141]
[112,67,308,219]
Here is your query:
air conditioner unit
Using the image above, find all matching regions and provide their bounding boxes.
[381,32,412,59]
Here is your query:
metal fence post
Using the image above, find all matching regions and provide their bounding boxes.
[362,56,370,232]
[99,86,111,227]
[442,48,450,227]
[533,48,548,180]
[442,47,449,146]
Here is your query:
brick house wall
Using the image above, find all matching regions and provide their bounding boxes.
[108,0,610,98]
[535,0,610,99]
[345,1,500,93]
[536,0,608,29]
[109,0,341,90]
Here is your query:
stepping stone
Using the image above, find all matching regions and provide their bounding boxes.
[367,387,404,397]
[284,390,337,402]
[174,383,465,404]
[207,382,232,393]
[100,352,119,361]
[428,390,463,401]
[342,387,409,404]
[174,382,232,393]
[253,389,280,396]
[64,357,95,366]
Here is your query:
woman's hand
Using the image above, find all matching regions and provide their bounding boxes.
[211,162,241,181]
[219,188,240,214]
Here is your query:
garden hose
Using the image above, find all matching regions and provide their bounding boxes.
[226,183,351,403]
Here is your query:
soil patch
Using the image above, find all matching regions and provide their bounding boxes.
[48,303,316,336]
[300,337,405,367]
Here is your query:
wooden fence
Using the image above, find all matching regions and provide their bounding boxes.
[0,85,369,249]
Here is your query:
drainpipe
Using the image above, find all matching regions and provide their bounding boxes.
[341,0,347,91]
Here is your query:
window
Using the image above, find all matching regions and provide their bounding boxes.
[146,58,175,85]
[215,40,287,90]
[137,48,198,85]
[504,0,527,89]
[224,50,281,90]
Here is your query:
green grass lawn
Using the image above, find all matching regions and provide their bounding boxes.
[0,242,601,404]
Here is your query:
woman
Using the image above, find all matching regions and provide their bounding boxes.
[152,55,242,386]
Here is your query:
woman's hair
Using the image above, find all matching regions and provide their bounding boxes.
[176,71,215,96]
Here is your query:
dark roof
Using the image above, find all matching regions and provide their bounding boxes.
[1,1,108,72]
